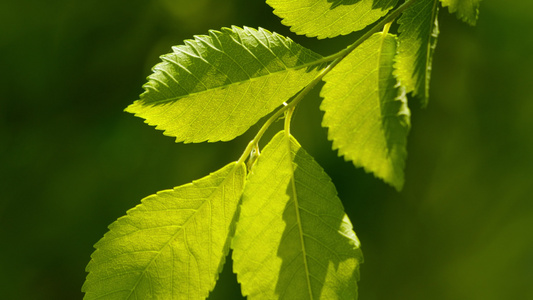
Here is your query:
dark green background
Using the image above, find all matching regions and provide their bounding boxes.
[1,1,532,299]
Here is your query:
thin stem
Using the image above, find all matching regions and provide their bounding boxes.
[237,0,417,166]
[284,105,296,137]
[325,0,417,66]
[383,21,393,35]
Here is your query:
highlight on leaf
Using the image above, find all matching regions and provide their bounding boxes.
[82,162,246,300]
[232,131,363,299]
[126,26,325,143]
[395,0,439,106]
[321,32,410,191]
[266,0,399,39]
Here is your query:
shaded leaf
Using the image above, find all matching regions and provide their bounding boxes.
[232,131,362,299]
[440,0,482,25]
[266,0,399,39]
[82,162,246,299]
[321,33,410,190]
[126,26,324,143]
[395,0,439,106]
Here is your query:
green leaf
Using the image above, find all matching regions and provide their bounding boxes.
[232,131,363,299]
[321,32,410,191]
[395,0,439,106]
[126,26,325,143]
[82,162,246,299]
[440,0,482,25]
[266,0,399,39]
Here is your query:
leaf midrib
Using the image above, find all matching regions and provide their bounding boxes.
[284,133,314,300]
[137,58,328,106]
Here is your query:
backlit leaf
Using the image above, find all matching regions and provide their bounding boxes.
[232,131,363,299]
[440,0,482,25]
[126,26,325,143]
[321,33,410,190]
[266,0,399,39]
[395,0,439,106]
[82,162,246,299]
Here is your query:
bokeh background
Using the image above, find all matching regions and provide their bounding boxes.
[1,0,532,299]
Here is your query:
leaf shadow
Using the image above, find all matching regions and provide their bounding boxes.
[274,147,361,299]
[327,0,398,10]
[327,0,362,9]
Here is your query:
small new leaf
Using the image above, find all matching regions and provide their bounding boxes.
[232,131,363,299]
[395,0,439,106]
[126,26,325,143]
[82,162,246,299]
[321,32,410,190]
[266,0,399,39]
[440,0,482,25]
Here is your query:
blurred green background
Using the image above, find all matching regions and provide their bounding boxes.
[1,0,532,299]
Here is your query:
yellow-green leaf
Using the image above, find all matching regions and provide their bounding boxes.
[232,131,363,299]
[266,0,399,39]
[83,162,246,299]
[321,33,410,190]
[395,0,439,106]
[126,26,324,143]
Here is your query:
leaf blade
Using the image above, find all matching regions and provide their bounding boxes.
[82,162,246,299]
[126,26,325,143]
[395,0,439,106]
[266,0,399,39]
[440,0,482,25]
[321,32,410,190]
[232,131,362,299]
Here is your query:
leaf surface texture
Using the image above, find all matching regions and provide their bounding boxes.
[83,162,246,299]
[266,0,399,39]
[126,26,324,143]
[232,131,363,299]
[395,0,439,106]
[321,33,410,190]
[440,0,481,25]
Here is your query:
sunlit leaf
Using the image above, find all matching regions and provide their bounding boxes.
[266,0,399,39]
[321,33,410,190]
[440,0,482,25]
[82,162,246,299]
[126,26,325,143]
[395,0,439,106]
[232,131,363,299]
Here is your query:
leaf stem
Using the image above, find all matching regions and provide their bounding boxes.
[324,0,417,64]
[284,105,295,137]
[237,0,417,166]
